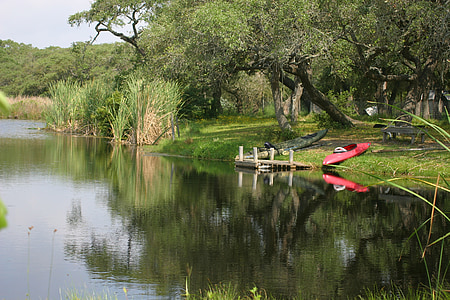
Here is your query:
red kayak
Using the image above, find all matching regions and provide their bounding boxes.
[323,173,368,192]
[322,143,371,166]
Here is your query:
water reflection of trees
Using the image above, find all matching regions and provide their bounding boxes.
[56,141,449,299]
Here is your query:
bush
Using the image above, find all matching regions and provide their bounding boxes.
[312,112,346,129]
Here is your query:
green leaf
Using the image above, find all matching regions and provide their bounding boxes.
[0,91,11,114]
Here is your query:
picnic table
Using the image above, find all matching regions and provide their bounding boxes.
[381,126,427,144]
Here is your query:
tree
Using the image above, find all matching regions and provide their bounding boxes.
[237,0,354,128]
[144,0,354,127]
[142,0,250,117]
[68,0,164,58]
[332,0,450,120]
[0,39,135,96]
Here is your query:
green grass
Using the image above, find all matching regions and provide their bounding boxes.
[145,115,450,178]
[183,283,449,300]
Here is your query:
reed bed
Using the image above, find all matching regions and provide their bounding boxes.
[126,76,182,145]
[45,75,182,144]
[0,95,51,120]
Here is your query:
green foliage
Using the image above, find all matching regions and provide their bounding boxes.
[312,112,345,129]
[261,126,301,143]
[45,74,182,143]
[310,89,357,129]
[0,39,135,97]
[0,91,10,114]
[0,198,6,230]
[192,139,237,160]
[106,91,130,141]
[327,88,356,116]
[0,90,8,230]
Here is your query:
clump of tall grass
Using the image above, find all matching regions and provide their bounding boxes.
[125,76,182,145]
[46,80,111,134]
[47,80,81,131]
[45,75,182,144]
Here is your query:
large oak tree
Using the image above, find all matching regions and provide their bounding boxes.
[327,0,450,120]
[68,0,164,58]
[143,0,354,128]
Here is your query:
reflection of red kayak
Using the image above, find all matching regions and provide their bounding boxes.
[323,143,371,166]
[322,173,368,192]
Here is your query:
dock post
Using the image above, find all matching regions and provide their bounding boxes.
[238,146,243,161]
[253,147,258,162]
[238,171,243,187]
[270,148,275,160]
[252,173,257,190]
[289,150,294,164]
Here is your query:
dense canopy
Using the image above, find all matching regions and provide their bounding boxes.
[1,0,449,127]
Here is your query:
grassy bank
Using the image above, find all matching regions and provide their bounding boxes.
[4,93,448,178]
[146,115,450,178]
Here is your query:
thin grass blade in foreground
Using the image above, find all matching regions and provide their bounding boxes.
[423,174,440,258]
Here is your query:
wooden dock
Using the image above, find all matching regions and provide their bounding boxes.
[234,146,312,172]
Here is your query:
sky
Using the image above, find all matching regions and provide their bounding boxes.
[0,0,118,49]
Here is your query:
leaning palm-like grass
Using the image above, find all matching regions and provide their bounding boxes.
[0,200,6,230]
[0,90,10,113]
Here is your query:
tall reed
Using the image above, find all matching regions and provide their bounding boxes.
[46,76,182,144]
[79,80,111,135]
[47,80,81,130]
[46,80,111,134]
[108,92,131,143]
[125,76,182,145]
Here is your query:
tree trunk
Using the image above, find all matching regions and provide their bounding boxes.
[402,66,435,122]
[288,61,354,127]
[290,76,302,123]
[402,83,418,123]
[386,83,399,116]
[376,81,388,115]
[211,82,223,117]
[271,64,292,131]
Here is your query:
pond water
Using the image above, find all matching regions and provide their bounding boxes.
[0,119,449,299]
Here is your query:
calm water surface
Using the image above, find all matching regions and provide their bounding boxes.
[0,119,448,299]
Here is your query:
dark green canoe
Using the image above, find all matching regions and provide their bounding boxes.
[239,129,328,159]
